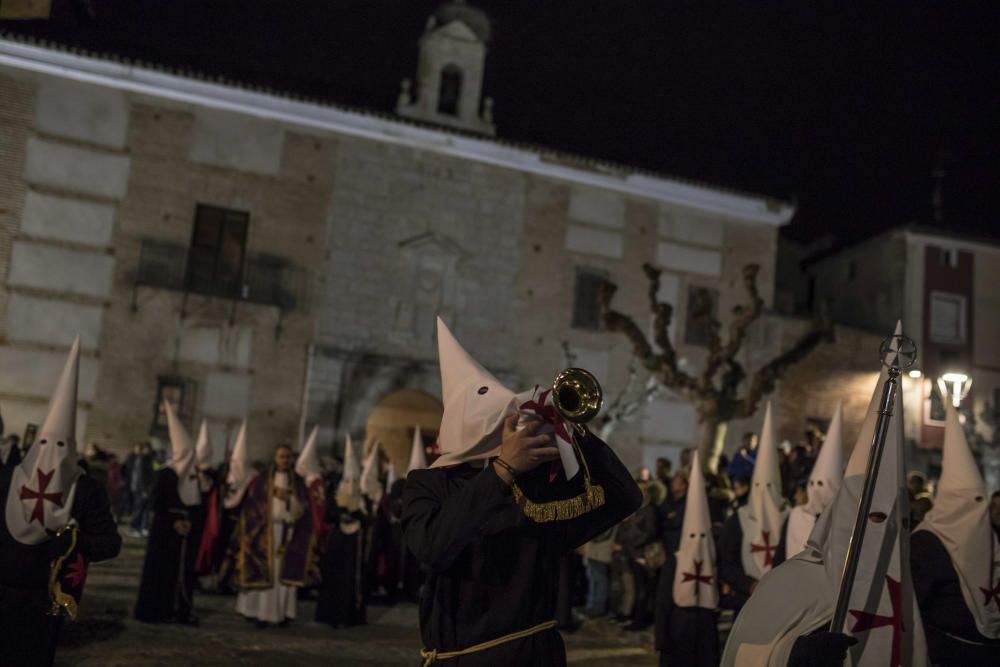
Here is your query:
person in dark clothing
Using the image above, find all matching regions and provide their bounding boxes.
[403,424,640,665]
[910,405,1000,665]
[618,481,660,631]
[402,318,641,665]
[0,339,122,667]
[316,440,368,627]
[911,530,1000,665]
[134,404,204,624]
[990,490,1000,541]
[658,469,688,554]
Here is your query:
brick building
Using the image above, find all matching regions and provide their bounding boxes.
[0,3,804,471]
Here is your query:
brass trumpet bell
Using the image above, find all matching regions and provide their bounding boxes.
[552,368,603,426]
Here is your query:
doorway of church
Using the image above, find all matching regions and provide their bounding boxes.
[362,389,442,475]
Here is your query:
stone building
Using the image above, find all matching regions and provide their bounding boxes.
[0,2,801,471]
[804,226,1000,467]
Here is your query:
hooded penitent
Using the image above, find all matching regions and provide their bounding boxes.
[195,420,212,471]
[223,420,255,509]
[6,339,83,545]
[164,401,201,507]
[407,425,427,475]
[295,425,323,488]
[673,451,719,610]
[915,404,1000,639]
[336,435,363,512]
[432,317,578,476]
[360,440,383,503]
[721,322,928,667]
[737,401,787,579]
[785,403,845,559]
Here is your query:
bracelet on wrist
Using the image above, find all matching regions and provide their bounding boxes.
[493,457,518,480]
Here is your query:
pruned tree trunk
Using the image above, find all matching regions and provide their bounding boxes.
[597,262,832,472]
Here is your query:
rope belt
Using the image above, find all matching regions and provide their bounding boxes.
[420,619,558,666]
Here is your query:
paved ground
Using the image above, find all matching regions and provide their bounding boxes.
[55,535,658,666]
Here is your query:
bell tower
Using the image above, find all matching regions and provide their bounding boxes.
[396,0,495,136]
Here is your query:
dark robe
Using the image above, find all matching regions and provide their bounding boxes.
[717,510,785,616]
[134,468,204,622]
[911,530,1000,666]
[401,433,641,666]
[0,464,121,667]
[616,500,660,626]
[316,505,368,626]
[653,551,719,667]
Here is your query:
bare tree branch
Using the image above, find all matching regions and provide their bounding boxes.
[597,280,656,363]
[734,310,834,419]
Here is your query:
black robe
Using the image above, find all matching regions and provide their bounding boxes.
[911,530,1000,666]
[0,464,121,667]
[401,433,641,666]
[717,510,785,616]
[315,506,367,627]
[134,468,203,623]
[653,550,719,667]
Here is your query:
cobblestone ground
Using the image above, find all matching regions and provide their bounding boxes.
[55,536,658,666]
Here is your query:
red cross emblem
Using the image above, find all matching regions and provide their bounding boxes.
[20,469,64,524]
[980,579,1000,609]
[64,553,87,589]
[681,559,713,587]
[750,530,778,568]
[848,575,903,667]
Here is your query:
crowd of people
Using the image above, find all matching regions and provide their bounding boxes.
[3,323,1000,666]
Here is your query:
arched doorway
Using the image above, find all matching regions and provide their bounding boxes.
[363,389,443,476]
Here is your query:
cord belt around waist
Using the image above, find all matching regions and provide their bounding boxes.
[420,619,558,666]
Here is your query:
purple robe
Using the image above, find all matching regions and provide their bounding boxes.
[234,470,316,588]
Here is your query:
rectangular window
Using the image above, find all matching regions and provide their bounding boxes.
[571,268,609,330]
[152,376,194,434]
[684,285,719,346]
[186,204,249,298]
[940,248,959,269]
[929,291,967,345]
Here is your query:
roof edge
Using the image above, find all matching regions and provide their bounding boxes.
[0,36,794,226]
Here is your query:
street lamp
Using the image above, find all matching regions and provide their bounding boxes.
[937,372,972,408]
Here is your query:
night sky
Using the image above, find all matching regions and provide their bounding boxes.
[4,1,998,243]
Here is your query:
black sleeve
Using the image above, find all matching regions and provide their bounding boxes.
[774,515,788,567]
[401,465,512,573]
[74,476,122,563]
[558,434,642,552]
[718,513,756,597]
[910,529,946,609]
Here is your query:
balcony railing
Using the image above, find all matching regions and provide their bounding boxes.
[134,239,306,311]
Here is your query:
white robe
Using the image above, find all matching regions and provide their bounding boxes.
[236,472,299,623]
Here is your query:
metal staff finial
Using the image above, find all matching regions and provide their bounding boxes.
[830,332,916,635]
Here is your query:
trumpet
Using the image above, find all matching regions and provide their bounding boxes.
[552,368,603,431]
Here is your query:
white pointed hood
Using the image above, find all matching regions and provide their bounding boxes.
[432,318,579,477]
[916,404,1000,638]
[295,425,323,486]
[360,440,383,502]
[195,420,212,470]
[722,321,928,667]
[386,460,398,489]
[336,434,363,512]
[6,339,83,544]
[433,317,517,467]
[786,403,845,559]
[673,451,718,609]
[223,420,255,509]
[407,425,428,475]
[738,401,787,578]
[165,401,201,506]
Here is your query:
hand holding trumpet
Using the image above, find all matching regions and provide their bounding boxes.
[492,413,559,485]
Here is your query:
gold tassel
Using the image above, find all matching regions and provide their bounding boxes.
[512,481,606,523]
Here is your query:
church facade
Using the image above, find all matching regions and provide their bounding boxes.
[0,3,796,470]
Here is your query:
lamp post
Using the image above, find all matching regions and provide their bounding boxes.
[937,372,972,408]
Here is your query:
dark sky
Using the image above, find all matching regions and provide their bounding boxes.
[4,1,998,243]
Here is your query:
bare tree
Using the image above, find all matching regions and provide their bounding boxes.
[597,262,833,470]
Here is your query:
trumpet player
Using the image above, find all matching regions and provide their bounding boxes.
[0,339,121,667]
[402,318,641,666]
